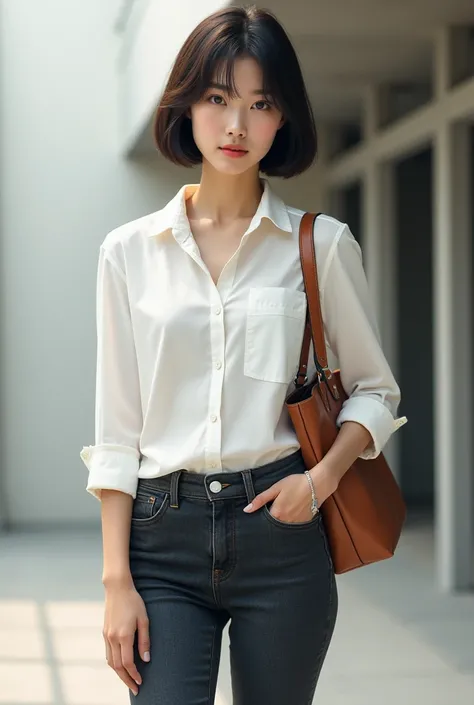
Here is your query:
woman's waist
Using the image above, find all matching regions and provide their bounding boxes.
[137,448,305,501]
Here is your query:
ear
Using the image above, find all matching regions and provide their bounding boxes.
[277,115,286,130]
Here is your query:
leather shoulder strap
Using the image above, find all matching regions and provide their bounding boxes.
[296,212,328,383]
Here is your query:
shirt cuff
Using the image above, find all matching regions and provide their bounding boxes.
[336,396,408,460]
[79,445,140,501]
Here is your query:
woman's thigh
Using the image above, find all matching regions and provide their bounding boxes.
[128,482,229,704]
[130,595,229,705]
[226,508,338,705]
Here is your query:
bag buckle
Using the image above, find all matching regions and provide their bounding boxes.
[294,373,308,387]
[319,366,340,401]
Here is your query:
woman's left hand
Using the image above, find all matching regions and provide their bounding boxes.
[243,463,339,523]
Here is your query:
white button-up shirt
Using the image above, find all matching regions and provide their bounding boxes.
[80,179,407,500]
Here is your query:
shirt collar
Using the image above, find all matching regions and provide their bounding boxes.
[147,178,292,240]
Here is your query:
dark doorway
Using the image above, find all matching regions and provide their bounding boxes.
[396,148,434,510]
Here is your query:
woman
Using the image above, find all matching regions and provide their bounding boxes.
[80,5,406,703]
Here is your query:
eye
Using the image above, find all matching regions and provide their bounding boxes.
[208,94,226,105]
[254,100,273,111]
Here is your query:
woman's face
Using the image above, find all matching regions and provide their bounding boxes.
[189,57,284,175]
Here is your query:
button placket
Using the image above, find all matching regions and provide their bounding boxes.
[205,291,225,471]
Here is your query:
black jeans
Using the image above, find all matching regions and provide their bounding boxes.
[129,449,338,704]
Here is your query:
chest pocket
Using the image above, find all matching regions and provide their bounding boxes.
[244,287,307,384]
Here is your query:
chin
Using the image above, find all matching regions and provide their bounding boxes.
[206,154,258,176]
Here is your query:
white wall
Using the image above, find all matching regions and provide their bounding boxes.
[0,0,191,526]
[119,0,226,154]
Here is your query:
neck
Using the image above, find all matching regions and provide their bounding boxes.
[187,162,263,226]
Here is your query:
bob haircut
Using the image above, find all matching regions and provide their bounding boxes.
[153,5,317,178]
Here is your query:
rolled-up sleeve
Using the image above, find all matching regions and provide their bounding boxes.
[320,224,407,459]
[80,247,143,500]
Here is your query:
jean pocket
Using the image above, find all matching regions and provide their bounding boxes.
[262,502,321,530]
[131,487,170,526]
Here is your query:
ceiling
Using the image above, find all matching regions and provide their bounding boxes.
[270,0,474,121]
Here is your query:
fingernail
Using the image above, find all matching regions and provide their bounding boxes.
[243,503,253,512]
[144,651,150,662]
[132,688,138,697]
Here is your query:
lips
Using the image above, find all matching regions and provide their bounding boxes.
[220,145,247,153]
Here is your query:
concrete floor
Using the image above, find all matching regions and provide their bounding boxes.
[0,520,473,705]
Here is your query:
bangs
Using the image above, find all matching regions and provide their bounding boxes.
[201,52,282,110]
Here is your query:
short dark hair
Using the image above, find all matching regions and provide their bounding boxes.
[153,5,317,178]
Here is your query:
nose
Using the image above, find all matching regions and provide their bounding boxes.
[226,108,247,139]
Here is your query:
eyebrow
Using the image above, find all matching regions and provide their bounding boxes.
[208,81,268,96]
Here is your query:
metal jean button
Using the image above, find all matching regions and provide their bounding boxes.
[209,480,222,494]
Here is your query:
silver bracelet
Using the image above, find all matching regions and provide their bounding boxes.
[304,470,319,516]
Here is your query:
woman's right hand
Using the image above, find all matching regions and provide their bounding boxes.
[103,581,151,697]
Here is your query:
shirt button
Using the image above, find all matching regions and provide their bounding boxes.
[215,307,221,315]
[210,414,217,423]
[215,361,222,370]
[209,481,222,494]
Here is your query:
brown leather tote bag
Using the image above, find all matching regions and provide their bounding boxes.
[285,213,406,574]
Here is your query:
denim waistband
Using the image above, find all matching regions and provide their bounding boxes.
[136,449,306,508]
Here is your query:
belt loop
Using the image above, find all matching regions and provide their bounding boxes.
[241,469,256,505]
[170,470,183,509]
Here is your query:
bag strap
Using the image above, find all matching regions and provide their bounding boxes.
[296,212,339,399]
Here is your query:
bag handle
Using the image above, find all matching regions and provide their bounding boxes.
[296,213,339,399]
